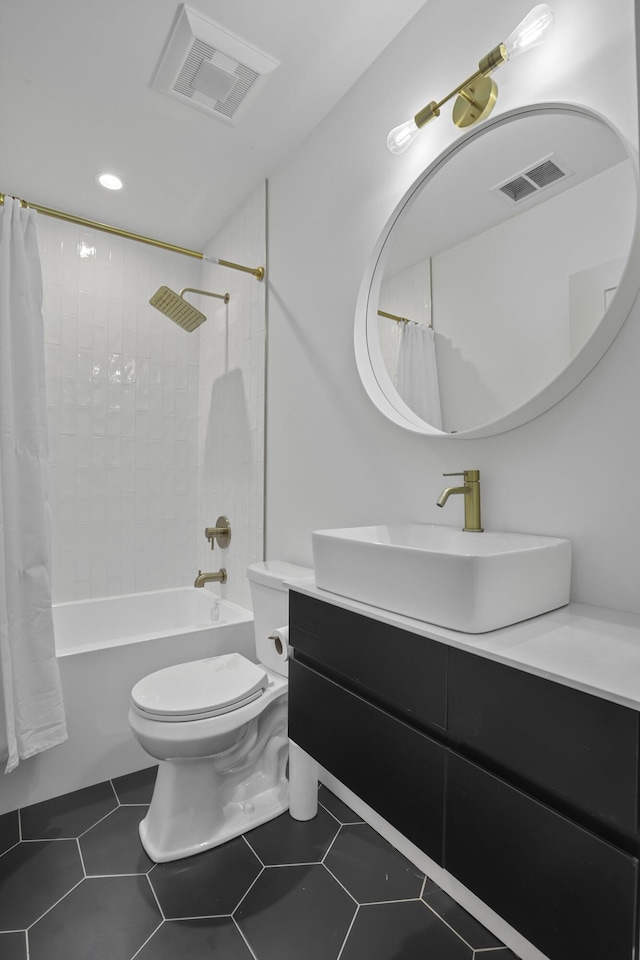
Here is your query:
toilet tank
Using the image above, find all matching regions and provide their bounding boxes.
[247,561,313,676]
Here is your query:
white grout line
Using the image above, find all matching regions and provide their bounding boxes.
[231,865,265,915]
[128,919,164,960]
[473,948,512,955]
[335,903,360,960]
[19,836,78,843]
[241,832,266,867]
[320,822,343,863]
[317,799,340,824]
[76,805,121,839]
[258,859,333,868]
[24,876,85,931]
[358,895,424,906]
[75,837,88,878]
[233,915,260,960]
[321,862,360,906]
[145,872,166,921]
[155,911,232,922]
[317,797,364,827]
[107,779,120,805]
[421,899,475,952]
[0,839,22,858]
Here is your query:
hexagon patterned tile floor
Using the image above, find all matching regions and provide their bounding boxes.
[0,767,518,959]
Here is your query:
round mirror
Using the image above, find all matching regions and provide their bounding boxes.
[355,104,640,438]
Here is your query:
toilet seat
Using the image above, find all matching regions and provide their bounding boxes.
[131,653,268,722]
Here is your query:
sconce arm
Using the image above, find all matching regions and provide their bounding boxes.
[414,43,508,130]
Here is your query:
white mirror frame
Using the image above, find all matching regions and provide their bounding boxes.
[355,103,640,439]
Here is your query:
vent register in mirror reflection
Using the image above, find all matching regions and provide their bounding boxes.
[360,105,639,437]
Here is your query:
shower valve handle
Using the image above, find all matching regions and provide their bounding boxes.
[205,517,231,549]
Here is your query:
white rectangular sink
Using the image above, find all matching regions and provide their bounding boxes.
[312,524,571,634]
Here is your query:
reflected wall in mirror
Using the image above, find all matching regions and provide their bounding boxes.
[356,104,640,438]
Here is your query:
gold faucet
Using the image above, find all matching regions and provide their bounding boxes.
[194,569,227,587]
[436,469,483,532]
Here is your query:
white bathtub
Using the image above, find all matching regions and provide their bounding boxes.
[0,588,255,816]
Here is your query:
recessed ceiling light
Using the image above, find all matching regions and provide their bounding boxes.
[97,173,124,191]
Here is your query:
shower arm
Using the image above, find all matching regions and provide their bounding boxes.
[181,288,230,304]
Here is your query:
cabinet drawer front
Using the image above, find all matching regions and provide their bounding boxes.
[289,591,447,730]
[446,754,638,960]
[289,659,445,862]
[448,648,639,834]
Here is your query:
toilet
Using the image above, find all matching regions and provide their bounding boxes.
[128,560,312,862]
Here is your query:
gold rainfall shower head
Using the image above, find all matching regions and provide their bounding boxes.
[149,286,230,333]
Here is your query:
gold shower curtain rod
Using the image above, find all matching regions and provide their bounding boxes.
[0,192,265,280]
[377,309,432,329]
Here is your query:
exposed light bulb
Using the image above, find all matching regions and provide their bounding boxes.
[387,119,420,155]
[504,4,554,60]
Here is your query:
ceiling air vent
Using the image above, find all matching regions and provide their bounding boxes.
[152,5,279,126]
[492,154,574,206]
[499,176,537,202]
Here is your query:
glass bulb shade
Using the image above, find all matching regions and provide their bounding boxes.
[504,4,554,60]
[387,118,419,154]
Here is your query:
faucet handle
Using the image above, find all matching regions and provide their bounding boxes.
[443,469,480,481]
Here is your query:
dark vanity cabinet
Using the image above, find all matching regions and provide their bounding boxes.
[288,592,447,860]
[288,590,639,960]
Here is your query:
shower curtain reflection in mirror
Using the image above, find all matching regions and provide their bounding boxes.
[395,323,442,429]
[0,197,67,772]
[378,257,443,428]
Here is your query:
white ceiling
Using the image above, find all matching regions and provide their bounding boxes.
[0,0,427,250]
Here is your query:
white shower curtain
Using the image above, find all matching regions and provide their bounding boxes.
[394,323,443,430]
[0,198,66,773]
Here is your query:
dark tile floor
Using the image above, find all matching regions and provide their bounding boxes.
[0,767,518,959]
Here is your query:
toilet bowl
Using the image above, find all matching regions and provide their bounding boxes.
[127,561,311,862]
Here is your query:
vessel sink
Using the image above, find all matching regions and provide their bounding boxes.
[312,524,571,634]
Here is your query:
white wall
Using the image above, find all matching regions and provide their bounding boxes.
[197,184,267,610]
[266,0,640,615]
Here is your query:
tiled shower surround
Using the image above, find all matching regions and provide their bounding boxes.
[40,185,265,607]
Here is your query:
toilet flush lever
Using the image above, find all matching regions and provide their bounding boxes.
[205,517,231,549]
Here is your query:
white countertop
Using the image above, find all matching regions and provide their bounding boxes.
[291,580,640,712]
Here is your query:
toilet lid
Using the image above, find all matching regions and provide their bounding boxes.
[131,653,268,722]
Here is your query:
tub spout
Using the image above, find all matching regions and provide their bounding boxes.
[194,569,227,587]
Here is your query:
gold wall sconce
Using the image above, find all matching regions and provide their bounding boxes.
[387,4,554,154]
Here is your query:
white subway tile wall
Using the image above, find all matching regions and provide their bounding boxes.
[197,184,266,610]
[41,216,201,601]
[39,189,265,605]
